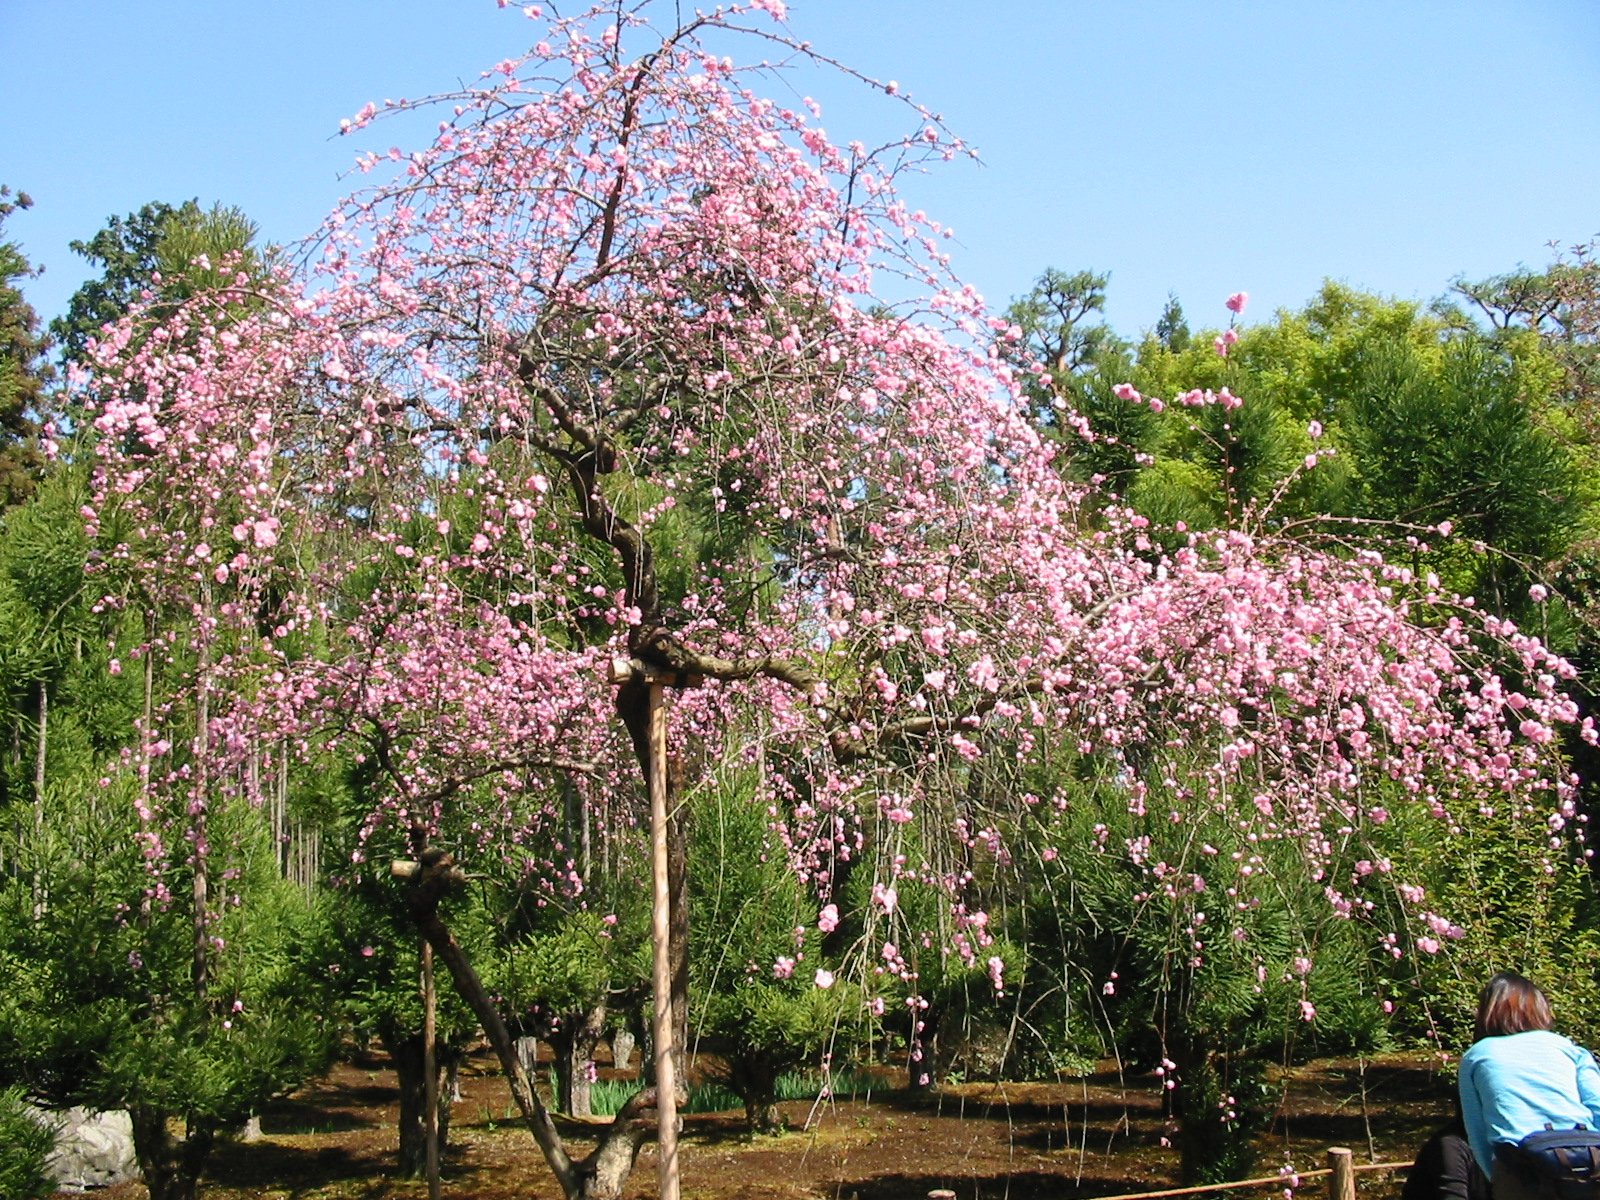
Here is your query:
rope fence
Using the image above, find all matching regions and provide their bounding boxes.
[923,1148,1415,1200]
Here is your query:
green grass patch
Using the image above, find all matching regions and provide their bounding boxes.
[573,1068,881,1118]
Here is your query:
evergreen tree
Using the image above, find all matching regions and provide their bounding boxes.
[690,774,863,1131]
[50,201,196,365]
[1154,293,1190,353]
[0,187,50,509]
[0,1086,56,1200]
[48,200,268,368]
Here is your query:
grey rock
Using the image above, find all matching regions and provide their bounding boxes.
[24,1106,139,1192]
[610,1028,635,1072]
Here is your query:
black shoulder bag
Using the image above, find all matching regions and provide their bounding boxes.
[1496,1125,1600,1198]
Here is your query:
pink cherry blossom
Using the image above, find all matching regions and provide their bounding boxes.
[75,9,1588,1171]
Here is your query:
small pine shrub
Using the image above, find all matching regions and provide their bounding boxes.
[0,1087,57,1200]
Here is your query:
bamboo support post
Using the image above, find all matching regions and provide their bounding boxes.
[648,680,680,1200]
[603,656,701,1200]
[424,937,441,1200]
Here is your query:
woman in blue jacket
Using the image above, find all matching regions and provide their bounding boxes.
[1458,973,1600,1200]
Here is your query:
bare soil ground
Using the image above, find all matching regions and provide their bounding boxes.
[80,1048,1457,1200]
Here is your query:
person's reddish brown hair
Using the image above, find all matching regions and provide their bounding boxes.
[1475,972,1554,1041]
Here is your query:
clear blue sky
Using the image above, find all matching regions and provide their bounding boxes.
[2,1,1598,336]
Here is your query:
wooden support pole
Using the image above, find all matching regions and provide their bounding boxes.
[1327,1147,1356,1200]
[648,680,680,1200]
[424,937,441,1200]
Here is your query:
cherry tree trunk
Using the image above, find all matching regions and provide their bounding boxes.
[400,851,659,1200]
[552,1002,607,1117]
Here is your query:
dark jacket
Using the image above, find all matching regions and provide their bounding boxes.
[1403,1118,1493,1200]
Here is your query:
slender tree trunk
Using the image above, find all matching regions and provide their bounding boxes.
[615,673,690,1094]
[32,678,46,802]
[640,682,682,1200]
[581,782,592,881]
[423,938,441,1199]
[632,1006,655,1086]
[384,1029,457,1179]
[667,752,690,1100]
[275,741,288,875]
[137,643,156,925]
[32,679,47,914]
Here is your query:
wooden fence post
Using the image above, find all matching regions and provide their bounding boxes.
[1327,1147,1356,1200]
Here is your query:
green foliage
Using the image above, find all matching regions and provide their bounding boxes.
[690,773,865,1129]
[1007,753,1394,1181]
[50,200,273,373]
[0,776,334,1128]
[1125,457,1223,532]
[51,201,192,364]
[493,909,644,1029]
[1373,798,1600,1052]
[1342,334,1575,598]
[152,205,266,303]
[0,187,48,510]
[1155,295,1191,353]
[0,1086,56,1200]
[1006,268,1120,380]
[310,879,483,1054]
[1003,269,1155,492]
[52,201,192,364]
[584,1070,868,1118]
[995,273,1593,676]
